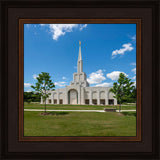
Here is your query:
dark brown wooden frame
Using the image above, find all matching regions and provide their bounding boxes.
[19,19,141,142]
[1,0,159,159]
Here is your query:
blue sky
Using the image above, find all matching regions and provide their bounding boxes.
[24,24,136,92]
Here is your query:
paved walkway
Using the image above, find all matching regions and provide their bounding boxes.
[116,110,136,112]
[24,109,136,112]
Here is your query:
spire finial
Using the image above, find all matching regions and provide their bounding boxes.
[79,41,81,46]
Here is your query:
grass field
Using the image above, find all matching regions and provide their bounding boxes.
[24,103,136,137]
[24,102,136,110]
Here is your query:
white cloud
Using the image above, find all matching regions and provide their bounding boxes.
[107,71,128,81]
[26,89,32,92]
[24,83,31,88]
[79,24,87,31]
[130,62,136,66]
[40,24,46,26]
[49,24,79,40]
[95,82,112,87]
[132,76,136,80]
[40,24,88,40]
[33,74,38,80]
[26,24,30,28]
[62,77,66,80]
[132,68,136,74]
[133,81,136,86]
[132,68,136,80]
[87,70,106,84]
[55,81,66,87]
[40,24,78,40]
[112,43,134,59]
[131,35,136,41]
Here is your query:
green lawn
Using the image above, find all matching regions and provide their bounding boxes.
[24,102,136,110]
[24,110,136,136]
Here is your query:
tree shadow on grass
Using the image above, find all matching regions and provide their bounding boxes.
[40,111,69,116]
[122,112,136,117]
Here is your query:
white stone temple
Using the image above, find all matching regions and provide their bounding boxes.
[41,41,117,105]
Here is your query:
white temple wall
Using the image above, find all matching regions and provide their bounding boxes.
[100,91,105,99]
[43,86,117,105]
[85,91,89,99]
[92,91,97,99]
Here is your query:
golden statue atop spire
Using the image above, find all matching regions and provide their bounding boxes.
[79,41,81,45]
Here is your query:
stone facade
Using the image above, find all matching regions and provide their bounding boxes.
[41,41,117,105]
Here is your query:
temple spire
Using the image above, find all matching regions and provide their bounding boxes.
[77,41,83,73]
[78,41,82,61]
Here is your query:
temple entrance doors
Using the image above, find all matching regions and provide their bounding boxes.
[68,89,78,104]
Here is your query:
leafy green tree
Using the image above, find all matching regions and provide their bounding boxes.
[110,73,135,112]
[31,72,55,113]
[24,92,41,103]
[131,86,136,100]
[24,92,33,103]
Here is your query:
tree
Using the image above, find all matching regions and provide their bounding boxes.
[110,73,135,112]
[31,72,55,113]
[131,86,136,101]
[24,91,41,103]
[24,92,33,103]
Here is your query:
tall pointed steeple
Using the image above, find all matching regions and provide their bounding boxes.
[78,41,82,61]
[71,41,89,87]
[77,41,83,73]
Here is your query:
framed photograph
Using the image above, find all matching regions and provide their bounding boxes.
[19,19,141,141]
[0,0,159,160]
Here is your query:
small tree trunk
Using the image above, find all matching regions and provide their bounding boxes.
[44,89,47,113]
[45,99,46,113]
[119,99,121,112]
